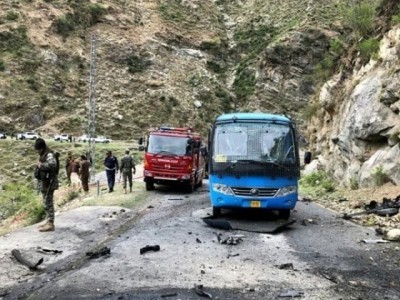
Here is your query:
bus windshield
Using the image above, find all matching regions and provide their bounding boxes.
[147,135,190,156]
[213,122,296,164]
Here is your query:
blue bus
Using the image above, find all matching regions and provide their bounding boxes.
[208,112,306,219]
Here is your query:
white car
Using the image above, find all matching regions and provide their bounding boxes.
[54,134,70,142]
[94,136,111,143]
[77,134,90,142]
[24,132,40,140]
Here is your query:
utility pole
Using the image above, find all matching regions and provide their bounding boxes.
[88,34,97,183]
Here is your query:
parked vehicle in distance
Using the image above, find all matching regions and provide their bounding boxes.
[0,132,6,139]
[54,134,70,142]
[77,134,90,142]
[94,136,111,143]
[16,133,25,140]
[23,132,40,140]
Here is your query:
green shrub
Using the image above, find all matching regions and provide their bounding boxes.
[357,38,380,60]
[314,56,335,82]
[347,2,375,37]
[349,177,359,190]
[158,3,185,22]
[53,2,106,37]
[302,102,321,121]
[0,59,5,71]
[329,37,344,55]
[233,68,256,103]
[0,184,38,220]
[5,11,19,21]
[392,14,400,26]
[126,54,149,73]
[300,171,336,193]
[372,166,387,186]
[0,26,32,55]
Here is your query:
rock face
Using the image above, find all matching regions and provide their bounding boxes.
[307,27,400,187]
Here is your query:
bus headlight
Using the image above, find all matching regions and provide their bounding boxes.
[212,183,234,195]
[276,186,297,196]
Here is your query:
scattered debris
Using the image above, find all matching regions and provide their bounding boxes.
[36,247,63,254]
[278,263,294,270]
[361,239,389,244]
[86,247,111,259]
[161,293,178,298]
[278,289,304,298]
[194,284,212,298]
[140,245,160,255]
[203,217,295,234]
[343,197,400,219]
[227,253,240,259]
[299,197,312,202]
[196,238,202,243]
[147,205,154,209]
[11,249,43,270]
[215,233,244,245]
[300,219,318,226]
[168,198,183,201]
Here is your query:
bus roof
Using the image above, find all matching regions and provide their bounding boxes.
[215,112,291,123]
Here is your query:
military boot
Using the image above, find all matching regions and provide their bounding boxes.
[39,221,55,232]
[38,219,48,229]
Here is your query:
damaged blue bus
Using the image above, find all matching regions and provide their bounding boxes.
[208,112,304,219]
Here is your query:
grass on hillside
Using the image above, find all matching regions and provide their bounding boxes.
[0,138,144,235]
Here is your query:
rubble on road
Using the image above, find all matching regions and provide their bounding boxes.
[11,249,43,270]
[86,246,111,259]
[139,245,160,254]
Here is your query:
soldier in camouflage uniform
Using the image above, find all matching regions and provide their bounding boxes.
[120,150,136,194]
[34,138,59,232]
[79,154,90,194]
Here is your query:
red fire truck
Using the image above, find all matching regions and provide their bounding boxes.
[142,127,207,192]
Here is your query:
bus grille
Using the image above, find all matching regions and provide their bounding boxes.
[231,187,278,197]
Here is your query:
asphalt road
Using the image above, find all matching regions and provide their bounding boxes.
[1,182,399,300]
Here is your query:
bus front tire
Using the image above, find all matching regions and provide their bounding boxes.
[212,206,221,217]
[278,209,291,220]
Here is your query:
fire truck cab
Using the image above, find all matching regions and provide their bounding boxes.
[143,127,207,192]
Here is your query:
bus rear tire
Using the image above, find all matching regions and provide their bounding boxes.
[212,206,221,218]
[146,181,155,191]
[278,209,291,220]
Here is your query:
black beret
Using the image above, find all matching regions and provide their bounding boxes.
[34,138,46,150]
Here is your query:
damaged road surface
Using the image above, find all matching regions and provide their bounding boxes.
[1,183,400,300]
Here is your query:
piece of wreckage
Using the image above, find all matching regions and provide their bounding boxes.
[11,249,44,271]
[202,216,296,234]
[342,196,400,220]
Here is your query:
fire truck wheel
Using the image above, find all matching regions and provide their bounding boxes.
[186,180,195,193]
[146,181,155,191]
[212,206,221,217]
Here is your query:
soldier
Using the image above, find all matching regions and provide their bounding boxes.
[79,155,90,194]
[65,151,74,186]
[104,150,119,192]
[34,138,59,232]
[120,150,136,194]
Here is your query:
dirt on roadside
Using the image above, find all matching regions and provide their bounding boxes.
[310,184,400,230]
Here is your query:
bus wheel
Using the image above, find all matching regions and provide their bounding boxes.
[278,209,291,220]
[146,181,155,191]
[213,206,221,217]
